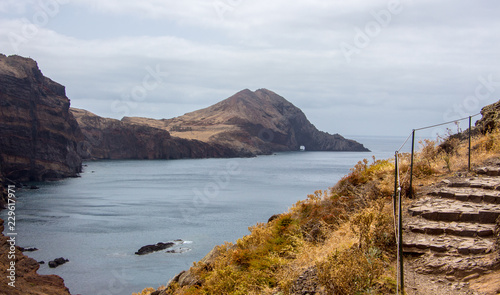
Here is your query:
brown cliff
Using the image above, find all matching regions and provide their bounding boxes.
[123,89,369,155]
[71,108,250,160]
[0,54,83,182]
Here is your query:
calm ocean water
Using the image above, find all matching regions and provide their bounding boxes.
[2,136,411,295]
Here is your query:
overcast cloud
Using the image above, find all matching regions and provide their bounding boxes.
[1,0,499,137]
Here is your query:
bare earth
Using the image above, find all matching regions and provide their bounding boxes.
[405,261,500,295]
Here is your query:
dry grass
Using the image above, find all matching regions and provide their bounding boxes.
[136,127,500,295]
[394,128,500,194]
[160,156,399,295]
[132,287,157,295]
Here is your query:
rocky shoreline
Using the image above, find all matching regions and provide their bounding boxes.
[0,218,71,295]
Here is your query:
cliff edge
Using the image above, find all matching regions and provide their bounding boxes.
[0,54,83,182]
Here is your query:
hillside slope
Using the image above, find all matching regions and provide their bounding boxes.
[123,89,368,155]
[138,99,500,295]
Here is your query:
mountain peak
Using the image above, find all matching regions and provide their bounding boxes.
[124,89,369,154]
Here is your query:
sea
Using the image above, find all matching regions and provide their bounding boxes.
[1,136,413,295]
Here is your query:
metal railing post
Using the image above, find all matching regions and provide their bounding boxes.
[468,116,472,172]
[394,151,404,294]
[398,183,404,294]
[409,130,415,198]
[394,152,398,215]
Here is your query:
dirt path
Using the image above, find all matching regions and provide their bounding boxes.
[404,259,487,295]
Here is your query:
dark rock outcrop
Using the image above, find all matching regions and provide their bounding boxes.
[476,99,500,134]
[135,242,175,255]
[0,54,83,182]
[289,267,327,295]
[72,108,250,160]
[166,247,191,254]
[18,246,38,252]
[124,89,369,155]
[164,246,224,292]
[48,257,69,268]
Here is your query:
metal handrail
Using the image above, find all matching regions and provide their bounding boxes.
[393,113,481,294]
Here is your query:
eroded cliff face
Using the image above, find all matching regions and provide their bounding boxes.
[0,54,83,182]
[250,89,369,152]
[71,108,248,160]
[124,89,369,154]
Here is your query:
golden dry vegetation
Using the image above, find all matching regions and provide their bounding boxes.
[135,128,500,295]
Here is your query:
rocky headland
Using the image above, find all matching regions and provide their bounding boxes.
[123,88,369,155]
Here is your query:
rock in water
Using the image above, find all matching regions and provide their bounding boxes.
[135,242,175,255]
[166,248,191,254]
[48,257,69,268]
[18,246,38,252]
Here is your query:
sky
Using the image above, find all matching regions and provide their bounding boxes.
[1,0,499,137]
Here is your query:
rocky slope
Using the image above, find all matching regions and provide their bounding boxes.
[71,108,249,160]
[0,54,83,182]
[0,219,71,295]
[123,89,369,155]
[476,100,500,134]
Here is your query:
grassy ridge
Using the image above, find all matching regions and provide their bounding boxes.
[135,128,500,295]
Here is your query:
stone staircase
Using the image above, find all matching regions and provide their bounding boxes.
[403,164,500,279]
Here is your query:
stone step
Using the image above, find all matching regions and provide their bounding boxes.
[476,166,500,177]
[405,218,496,237]
[403,232,494,255]
[430,187,500,204]
[408,197,500,223]
[414,253,499,278]
[445,176,500,190]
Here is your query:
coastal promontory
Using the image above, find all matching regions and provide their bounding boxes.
[124,88,369,155]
